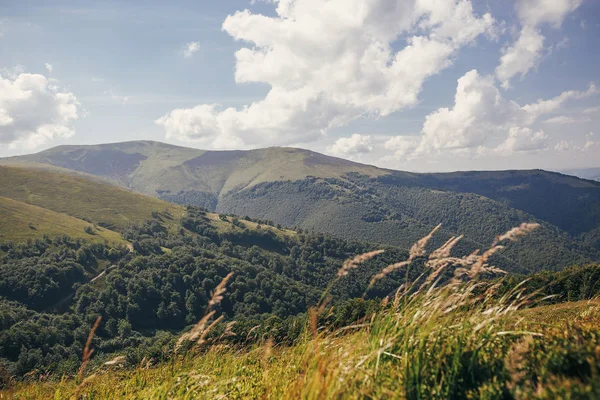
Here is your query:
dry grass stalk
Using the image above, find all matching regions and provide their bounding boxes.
[77,316,101,383]
[429,235,463,260]
[176,272,234,351]
[208,272,234,307]
[337,250,385,277]
[72,374,97,400]
[369,261,410,287]
[219,321,237,340]
[370,222,539,291]
[505,336,534,390]
[104,355,126,366]
[176,310,216,350]
[409,224,441,258]
[369,224,441,287]
[494,223,540,246]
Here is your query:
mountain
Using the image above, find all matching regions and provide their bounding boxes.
[0,164,184,233]
[3,140,600,272]
[0,196,125,245]
[561,167,600,182]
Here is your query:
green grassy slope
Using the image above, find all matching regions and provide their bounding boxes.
[3,141,599,266]
[8,288,600,399]
[218,177,598,273]
[1,141,387,198]
[0,196,125,245]
[0,165,185,232]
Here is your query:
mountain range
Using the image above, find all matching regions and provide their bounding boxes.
[2,140,600,273]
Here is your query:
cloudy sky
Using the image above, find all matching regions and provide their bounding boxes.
[1,0,599,172]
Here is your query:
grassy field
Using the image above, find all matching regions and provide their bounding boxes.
[0,164,301,246]
[5,294,599,399]
[0,196,125,245]
[0,165,185,233]
[206,213,297,238]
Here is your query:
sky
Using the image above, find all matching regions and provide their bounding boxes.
[0,0,599,172]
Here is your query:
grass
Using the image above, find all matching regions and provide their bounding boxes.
[5,223,600,399]
[2,141,389,197]
[0,196,125,245]
[6,295,599,399]
[206,213,297,237]
[0,164,301,246]
[0,165,185,233]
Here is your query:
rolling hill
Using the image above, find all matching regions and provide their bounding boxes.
[0,196,125,245]
[3,141,600,272]
[0,164,185,233]
[561,167,600,182]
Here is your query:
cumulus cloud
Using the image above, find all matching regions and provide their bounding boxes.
[496,0,581,88]
[384,136,420,159]
[0,72,80,149]
[583,106,600,115]
[157,0,496,148]
[543,115,590,124]
[385,69,598,159]
[327,134,372,159]
[44,63,53,73]
[554,139,598,152]
[496,127,548,153]
[183,41,201,58]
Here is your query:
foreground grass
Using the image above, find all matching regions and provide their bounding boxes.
[5,224,600,399]
[6,298,599,399]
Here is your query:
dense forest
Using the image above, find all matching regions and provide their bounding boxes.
[2,205,600,381]
[218,174,598,272]
[0,207,412,377]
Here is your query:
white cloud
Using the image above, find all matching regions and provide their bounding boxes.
[183,41,201,58]
[497,127,548,153]
[583,106,600,115]
[157,0,496,149]
[521,83,598,119]
[44,63,53,73]
[0,72,80,149]
[554,139,598,152]
[543,115,590,124]
[385,69,598,159]
[384,136,420,159]
[496,0,581,88]
[327,134,372,159]
[496,26,544,89]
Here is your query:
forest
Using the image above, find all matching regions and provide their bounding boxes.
[2,205,600,382]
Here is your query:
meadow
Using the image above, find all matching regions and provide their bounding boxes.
[5,224,600,399]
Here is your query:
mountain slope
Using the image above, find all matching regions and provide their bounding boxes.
[561,167,600,182]
[2,140,387,199]
[3,141,600,272]
[0,164,184,232]
[0,196,125,245]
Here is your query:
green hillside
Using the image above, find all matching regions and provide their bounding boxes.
[6,255,600,399]
[0,196,125,245]
[219,176,598,272]
[1,140,387,199]
[0,165,185,232]
[3,141,599,271]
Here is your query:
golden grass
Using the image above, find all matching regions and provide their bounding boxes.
[0,165,185,233]
[5,223,600,399]
[0,196,126,245]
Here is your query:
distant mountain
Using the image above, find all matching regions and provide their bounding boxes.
[3,140,600,272]
[561,167,600,182]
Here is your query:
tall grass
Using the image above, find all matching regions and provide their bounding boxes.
[5,223,600,399]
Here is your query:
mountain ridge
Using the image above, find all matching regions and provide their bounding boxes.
[2,140,600,272]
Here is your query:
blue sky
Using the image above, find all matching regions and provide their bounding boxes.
[0,0,599,172]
